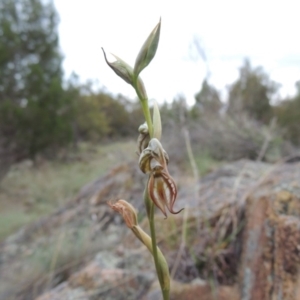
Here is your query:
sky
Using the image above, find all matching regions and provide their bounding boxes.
[53,0,300,105]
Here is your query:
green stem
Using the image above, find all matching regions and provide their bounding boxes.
[135,75,169,299]
[149,201,170,300]
[143,190,170,300]
[141,100,153,137]
[133,77,153,137]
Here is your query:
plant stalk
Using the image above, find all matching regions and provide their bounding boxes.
[149,200,170,300]
[142,191,170,299]
[133,78,153,137]
[135,76,169,300]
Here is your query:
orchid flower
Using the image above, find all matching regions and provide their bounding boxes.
[139,138,183,217]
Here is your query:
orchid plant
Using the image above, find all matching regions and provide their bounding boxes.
[102,19,182,300]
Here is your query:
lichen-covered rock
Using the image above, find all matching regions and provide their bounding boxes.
[0,163,145,300]
[37,263,154,300]
[1,160,300,299]
[236,159,300,300]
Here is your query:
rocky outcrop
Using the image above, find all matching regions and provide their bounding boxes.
[1,160,300,299]
[240,190,300,299]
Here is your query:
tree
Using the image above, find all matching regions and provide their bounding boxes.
[275,81,300,145]
[194,79,222,115]
[75,91,144,142]
[227,59,278,123]
[0,0,72,163]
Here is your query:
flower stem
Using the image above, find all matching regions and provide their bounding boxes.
[135,76,169,300]
[141,99,153,137]
[133,77,153,137]
[144,190,170,300]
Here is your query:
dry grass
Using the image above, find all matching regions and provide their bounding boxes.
[0,140,137,242]
[0,138,220,300]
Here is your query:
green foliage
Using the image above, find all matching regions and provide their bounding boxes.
[75,92,143,141]
[0,141,137,241]
[227,59,278,123]
[194,151,218,176]
[76,94,111,141]
[193,79,222,115]
[275,81,300,145]
[160,96,187,126]
[0,0,73,159]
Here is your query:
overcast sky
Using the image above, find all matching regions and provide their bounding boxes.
[53,0,300,104]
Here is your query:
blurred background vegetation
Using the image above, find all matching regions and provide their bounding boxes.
[0,0,299,241]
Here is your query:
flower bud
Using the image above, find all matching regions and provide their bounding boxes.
[107,199,138,229]
[134,19,161,77]
[137,123,150,155]
[152,100,162,140]
[138,123,149,135]
[102,48,134,85]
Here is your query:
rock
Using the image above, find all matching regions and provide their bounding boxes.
[1,160,300,299]
[0,163,145,300]
[146,279,239,300]
[36,251,155,300]
[237,160,300,299]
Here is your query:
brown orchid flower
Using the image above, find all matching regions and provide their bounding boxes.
[139,138,183,217]
[107,199,138,229]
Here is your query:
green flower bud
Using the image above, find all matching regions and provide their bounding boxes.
[102,48,134,85]
[152,100,162,140]
[134,19,161,77]
[138,123,149,135]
